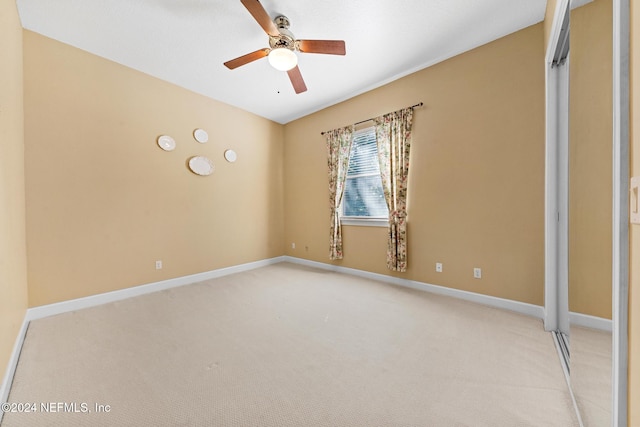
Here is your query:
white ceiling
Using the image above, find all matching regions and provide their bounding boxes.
[16,0,568,124]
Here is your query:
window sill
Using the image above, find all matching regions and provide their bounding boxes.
[340,218,389,227]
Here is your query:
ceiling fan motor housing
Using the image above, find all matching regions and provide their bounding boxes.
[269,15,296,51]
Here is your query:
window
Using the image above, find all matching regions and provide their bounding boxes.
[341,127,388,226]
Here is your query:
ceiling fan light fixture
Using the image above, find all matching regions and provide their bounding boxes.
[268,48,297,71]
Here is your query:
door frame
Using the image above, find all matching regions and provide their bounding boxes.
[612,0,629,425]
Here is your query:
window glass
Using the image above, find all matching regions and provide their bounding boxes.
[342,128,388,218]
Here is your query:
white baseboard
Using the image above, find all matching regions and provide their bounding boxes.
[26,256,286,321]
[0,316,29,421]
[283,256,545,320]
[569,311,613,332]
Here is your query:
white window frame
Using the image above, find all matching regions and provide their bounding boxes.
[340,127,388,227]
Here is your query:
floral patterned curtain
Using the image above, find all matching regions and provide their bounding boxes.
[325,125,354,260]
[374,108,414,272]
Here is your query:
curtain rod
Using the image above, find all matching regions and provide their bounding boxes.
[320,102,423,135]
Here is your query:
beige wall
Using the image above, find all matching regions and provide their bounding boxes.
[284,23,546,305]
[544,0,560,53]
[568,0,613,319]
[23,31,285,307]
[0,0,29,381]
[630,0,640,423]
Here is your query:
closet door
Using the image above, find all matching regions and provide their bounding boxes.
[568,0,616,425]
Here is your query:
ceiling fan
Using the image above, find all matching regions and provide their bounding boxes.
[224,0,346,94]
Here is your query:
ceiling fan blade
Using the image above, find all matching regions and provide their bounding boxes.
[224,48,270,69]
[297,40,346,55]
[287,66,307,94]
[240,0,280,37]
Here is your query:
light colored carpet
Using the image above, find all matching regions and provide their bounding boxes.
[2,263,578,426]
[571,325,612,427]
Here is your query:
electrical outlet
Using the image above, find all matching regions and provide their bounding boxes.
[436,263,443,273]
[473,268,482,279]
[155,260,163,270]
[291,243,296,249]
